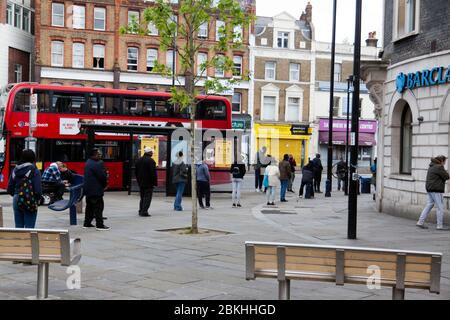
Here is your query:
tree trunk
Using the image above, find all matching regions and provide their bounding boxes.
[190,111,198,234]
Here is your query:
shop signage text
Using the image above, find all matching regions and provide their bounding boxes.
[396,66,450,93]
[290,124,311,135]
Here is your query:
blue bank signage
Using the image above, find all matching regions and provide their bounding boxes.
[396,66,450,93]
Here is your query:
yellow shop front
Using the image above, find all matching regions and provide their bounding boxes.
[253,123,312,167]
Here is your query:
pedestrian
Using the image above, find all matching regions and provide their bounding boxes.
[172,151,189,211]
[230,158,246,208]
[288,155,297,192]
[417,155,450,230]
[196,159,211,210]
[370,158,377,200]
[264,156,280,206]
[254,146,267,192]
[312,153,324,193]
[279,154,292,202]
[299,161,315,198]
[135,147,158,217]
[7,149,42,228]
[83,148,109,231]
[41,161,66,203]
[336,157,347,191]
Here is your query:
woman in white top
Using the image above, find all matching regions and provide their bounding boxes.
[264,156,280,206]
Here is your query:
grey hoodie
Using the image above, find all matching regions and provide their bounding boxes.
[425,158,450,193]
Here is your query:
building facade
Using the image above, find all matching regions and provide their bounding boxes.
[34,0,252,113]
[250,3,379,168]
[362,0,450,221]
[250,7,314,166]
[311,40,379,168]
[0,0,35,88]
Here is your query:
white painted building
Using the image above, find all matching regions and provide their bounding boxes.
[0,0,35,88]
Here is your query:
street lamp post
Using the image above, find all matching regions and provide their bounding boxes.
[326,0,338,198]
[345,76,353,196]
[348,0,362,240]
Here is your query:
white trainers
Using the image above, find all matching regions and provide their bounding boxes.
[416,223,428,229]
[255,188,260,193]
[436,226,450,230]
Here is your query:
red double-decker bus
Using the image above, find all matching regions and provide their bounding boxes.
[0,83,232,190]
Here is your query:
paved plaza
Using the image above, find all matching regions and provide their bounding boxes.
[1,176,450,300]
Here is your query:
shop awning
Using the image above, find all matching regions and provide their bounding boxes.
[319,131,376,146]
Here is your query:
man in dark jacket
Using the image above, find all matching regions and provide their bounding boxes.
[312,154,324,193]
[417,156,450,230]
[335,158,347,191]
[279,154,292,202]
[299,162,315,198]
[83,148,109,231]
[135,147,158,217]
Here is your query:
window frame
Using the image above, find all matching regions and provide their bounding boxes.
[334,63,342,83]
[285,96,301,122]
[215,54,225,78]
[6,2,13,25]
[261,95,277,121]
[265,61,276,80]
[393,0,420,42]
[289,63,300,82]
[52,2,65,27]
[146,48,158,72]
[51,41,64,67]
[198,22,208,39]
[93,44,105,70]
[197,52,208,77]
[277,31,289,48]
[127,47,139,72]
[14,64,23,83]
[72,5,85,29]
[216,20,225,41]
[94,7,106,31]
[232,92,242,113]
[233,56,243,79]
[166,50,176,72]
[14,4,22,29]
[72,43,85,69]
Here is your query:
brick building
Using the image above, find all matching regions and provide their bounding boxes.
[250,6,314,165]
[362,0,450,221]
[0,0,35,88]
[34,0,252,114]
[249,2,379,167]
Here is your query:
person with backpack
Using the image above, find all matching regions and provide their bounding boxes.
[135,147,158,217]
[172,151,189,211]
[230,159,246,208]
[7,149,42,228]
[83,148,110,231]
[196,160,211,210]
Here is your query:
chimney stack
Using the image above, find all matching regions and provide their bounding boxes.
[366,31,378,48]
[300,2,312,23]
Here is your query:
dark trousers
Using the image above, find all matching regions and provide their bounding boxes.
[84,196,104,227]
[314,173,322,192]
[255,169,263,190]
[43,181,65,200]
[197,181,211,208]
[299,181,314,198]
[139,187,153,215]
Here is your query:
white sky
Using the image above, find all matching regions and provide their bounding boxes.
[256,0,384,46]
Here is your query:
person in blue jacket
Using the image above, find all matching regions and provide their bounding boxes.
[7,149,42,228]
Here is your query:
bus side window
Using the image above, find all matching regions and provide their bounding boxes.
[143,98,154,117]
[13,90,30,112]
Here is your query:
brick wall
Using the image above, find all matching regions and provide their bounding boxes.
[8,47,30,82]
[383,0,450,64]
[0,0,6,24]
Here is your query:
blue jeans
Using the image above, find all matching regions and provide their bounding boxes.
[13,194,38,228]
[280,179,288,201]
[174,182,186,210]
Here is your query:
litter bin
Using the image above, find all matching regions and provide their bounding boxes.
[360,177,372,194]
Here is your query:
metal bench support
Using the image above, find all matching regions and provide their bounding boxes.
[278,279,290,300]
[0,205,3,227]
[37,262,49,299]
[70,205,77,226]
[392,287,405,300]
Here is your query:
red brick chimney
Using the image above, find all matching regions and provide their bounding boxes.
[366,31,379,47]
[300,2,313,22]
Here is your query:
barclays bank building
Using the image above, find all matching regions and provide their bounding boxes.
[361,0,450,222]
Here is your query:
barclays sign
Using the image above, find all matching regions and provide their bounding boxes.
[396,66,450,93]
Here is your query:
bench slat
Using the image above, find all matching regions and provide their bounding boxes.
[256,254,336,267]
[344,259,432,273]
[0,246,62,255]
[344,267,431,282]
[256,246,337,259]
[256,261,337,274]
[0,239,61,248]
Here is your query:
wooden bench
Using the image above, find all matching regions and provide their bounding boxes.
[0,228,81,299]
[245,241,442,300]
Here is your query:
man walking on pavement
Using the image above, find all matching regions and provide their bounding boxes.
[417,155,450,230]
[336,157,347,191]
[312,153,324,193]
[135,147,158,217]
[83,148,110,231]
